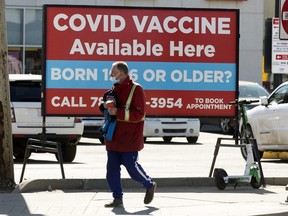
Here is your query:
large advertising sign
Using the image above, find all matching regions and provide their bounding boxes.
[43,5,239,117]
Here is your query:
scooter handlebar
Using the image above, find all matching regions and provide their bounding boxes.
[228,99,259,105]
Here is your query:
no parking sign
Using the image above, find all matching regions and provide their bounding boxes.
[280,0,288,39]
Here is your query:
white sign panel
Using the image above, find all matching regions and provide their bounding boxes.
[272,18,288,74]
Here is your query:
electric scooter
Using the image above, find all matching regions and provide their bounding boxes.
[209,99,265,190]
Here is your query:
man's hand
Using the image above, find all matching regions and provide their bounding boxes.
[106,100,115,108]
[108,107,117,115]
[102,103,108,109]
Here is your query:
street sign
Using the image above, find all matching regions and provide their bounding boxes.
[272,17,288,74]
[280,0,288,39]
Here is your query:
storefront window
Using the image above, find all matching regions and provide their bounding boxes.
[25,48,42,74]
[25,9,42,45]
[8,49,23,74]
[6,7,42,74]
[6,8,23,45]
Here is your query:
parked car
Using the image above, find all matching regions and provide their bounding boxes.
[241,81,288,160]
[82,117,105,143]
[10,74,84,162]
[200,81,270,134]
[144,117,200,143]
[82,117,200,144]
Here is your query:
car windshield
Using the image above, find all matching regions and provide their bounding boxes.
[10,81,41,102]
[239,85,269,98]
[268,85,288,105]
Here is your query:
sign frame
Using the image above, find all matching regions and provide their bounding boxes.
[42,5,239,118]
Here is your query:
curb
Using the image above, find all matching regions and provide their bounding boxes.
[14,177,288,193]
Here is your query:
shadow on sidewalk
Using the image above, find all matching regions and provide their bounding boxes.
[63,185,278,195]
[112,206,159,215]
[0,192,44,216]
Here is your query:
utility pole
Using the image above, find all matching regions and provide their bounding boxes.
[0,0,16,191]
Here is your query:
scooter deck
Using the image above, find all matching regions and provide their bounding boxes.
[224,175,251,184]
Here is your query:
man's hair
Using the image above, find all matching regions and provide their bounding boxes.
[113,61,128,75]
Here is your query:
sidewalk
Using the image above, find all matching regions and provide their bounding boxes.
[4,132,288,216]
[1,184,288,216]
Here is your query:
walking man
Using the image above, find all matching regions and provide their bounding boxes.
[100,61,156,207]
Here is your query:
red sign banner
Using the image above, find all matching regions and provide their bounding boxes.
[43,5,239,117]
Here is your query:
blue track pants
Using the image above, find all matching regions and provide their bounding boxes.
[106,151,154,200]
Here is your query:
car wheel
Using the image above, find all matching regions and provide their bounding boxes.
[219,118,233,134]
[56,144,77,163]
[240,126,263,161]
[187,137,198,143]
[13,139,30,160]
[163,137,172,143]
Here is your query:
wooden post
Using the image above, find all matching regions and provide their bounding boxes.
[0,0,15,190]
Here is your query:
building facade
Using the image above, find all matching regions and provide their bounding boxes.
[5,0,264,84]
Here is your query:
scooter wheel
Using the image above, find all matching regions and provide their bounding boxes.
[214,168,228,190]
[250,176,261,189]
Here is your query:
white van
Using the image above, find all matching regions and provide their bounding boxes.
[144,118,200,143]
[81,117,200,144]
[10,74,84,162]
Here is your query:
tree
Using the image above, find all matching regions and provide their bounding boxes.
[0,0,15,191]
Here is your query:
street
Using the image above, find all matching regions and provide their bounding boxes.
[13,129,288,185]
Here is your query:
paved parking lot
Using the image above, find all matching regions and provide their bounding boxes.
[14,130,288,183]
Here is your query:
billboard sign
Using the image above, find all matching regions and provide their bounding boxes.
[43,5,239,117]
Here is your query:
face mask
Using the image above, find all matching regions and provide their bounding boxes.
[110,74,120,84]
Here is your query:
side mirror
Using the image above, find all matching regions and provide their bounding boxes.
[260,96,268,106]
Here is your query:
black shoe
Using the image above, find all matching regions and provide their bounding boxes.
[104,199,123,208]
[144,182,157,204]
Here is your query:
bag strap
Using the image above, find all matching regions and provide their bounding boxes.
[124,84,137,121]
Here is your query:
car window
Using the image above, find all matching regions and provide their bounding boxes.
[10,81,41,102]
[268,85,288,105]
[239,85,269,98]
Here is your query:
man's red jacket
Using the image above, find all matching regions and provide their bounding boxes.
[105,76,146,152]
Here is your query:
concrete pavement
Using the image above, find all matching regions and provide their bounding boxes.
[3,130,288,216]
[1,183,288,216]
[0,176,287,216]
